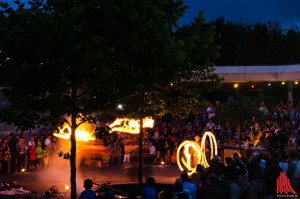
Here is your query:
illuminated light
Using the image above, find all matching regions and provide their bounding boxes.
[268,83,271,86]
[282,82,285,85]
[109,117,154,134]
[54,123,96,142]
[295,81,298,85]
[200,131,218,165]
[65,184,70,192]
[176,131,218,175]
[170,82,173,86]
[251,84,255,89]
[117,104,123,109]
[21,168,25,173]
[233,83,239,88]
[161,161,165,166]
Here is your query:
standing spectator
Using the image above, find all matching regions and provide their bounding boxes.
[28,137,36,148]
[204,174,226,199]
[279,155,288,174]
[197,173,208,199]
[43,145,51,168]
[174,178,193,199]
[36,142,43,170]
[180,172,197,199]
[3,146,11,174]
[206,102,216,120]
[287,150,300,192]
[79,179,96,199]
[142,177,158,199]
[44,135,52,152]
[28,145,36,171]
[44,135,52,166]
[123,141,130,163]
[16,138,26,172]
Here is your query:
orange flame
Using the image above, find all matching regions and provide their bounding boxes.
[54,123,95,142]
[65,184,70,191]
[109,117,154,134]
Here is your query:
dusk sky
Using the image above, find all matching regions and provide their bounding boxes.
[179,0,300,28]
[3,0,300,28]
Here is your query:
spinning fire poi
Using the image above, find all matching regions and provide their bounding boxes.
[177,131,218,175]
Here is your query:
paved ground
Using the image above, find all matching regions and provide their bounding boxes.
[0,160,181,199]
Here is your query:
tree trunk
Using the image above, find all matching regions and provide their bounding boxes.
[70,114,77,199]
[138,117,143,195]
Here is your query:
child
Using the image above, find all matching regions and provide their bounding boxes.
[28,145,36,170]
[36,142,43,170]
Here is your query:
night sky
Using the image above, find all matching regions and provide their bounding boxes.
[179,0,300,28]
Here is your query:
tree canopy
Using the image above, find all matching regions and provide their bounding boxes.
[213,17,300,65]
[0,0,221,198]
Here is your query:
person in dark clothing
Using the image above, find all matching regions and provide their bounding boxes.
[142,177,158,199]
[204,174,226,199]
[79,179,96,199]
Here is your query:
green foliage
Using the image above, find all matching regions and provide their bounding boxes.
[117,12,222,119]
[213,17,300,65]
[0,0,198,124]
[216,100,267,128]
[0,1,221,198]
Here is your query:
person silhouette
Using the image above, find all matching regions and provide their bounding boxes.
[79,179,97,199]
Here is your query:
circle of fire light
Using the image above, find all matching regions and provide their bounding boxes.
[176,131,218,175]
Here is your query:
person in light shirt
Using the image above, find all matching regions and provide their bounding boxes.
[28,137,36,148]
[205,119,216,131]
[148,142,156,163]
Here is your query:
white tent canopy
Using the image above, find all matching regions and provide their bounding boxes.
[215,64,300,82]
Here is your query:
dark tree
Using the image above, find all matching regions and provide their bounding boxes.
[0,0,221,198]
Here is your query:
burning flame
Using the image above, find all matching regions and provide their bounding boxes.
[65,184,70,191]
[109,117,154,134]
[177,131,218,175]
[54,123,95,142]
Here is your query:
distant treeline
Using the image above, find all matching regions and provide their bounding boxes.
[211,17,300,65]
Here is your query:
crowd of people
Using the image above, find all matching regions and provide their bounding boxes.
[1,100,300,198]
[136,149,300,199]
[0,129,59,174]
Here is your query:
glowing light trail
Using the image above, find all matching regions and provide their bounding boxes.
[177,131,218,175]
[109,117,154,134]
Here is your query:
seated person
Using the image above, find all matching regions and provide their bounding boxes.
[154,151,163,165]
[164,149,175,165]
[147,142,156,163]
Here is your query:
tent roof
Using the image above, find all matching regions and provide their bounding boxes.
[215,64,300,82]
